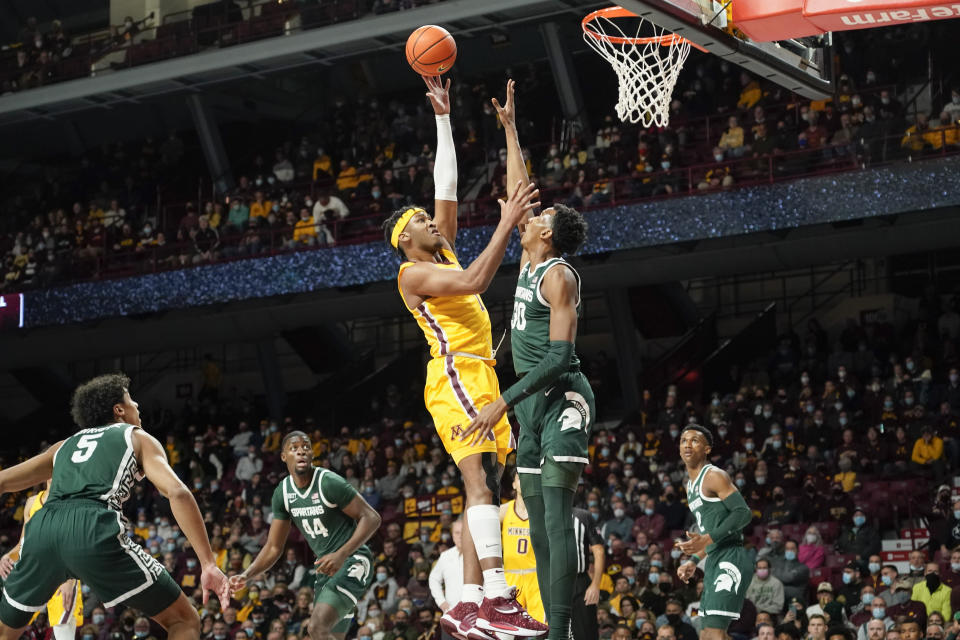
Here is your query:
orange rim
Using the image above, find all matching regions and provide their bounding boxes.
[582,5,708,52]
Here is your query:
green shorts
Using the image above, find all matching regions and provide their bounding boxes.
[0,500,180,629]
[699,545,753,630]
[313,549,374,633]
[515,371,594,473]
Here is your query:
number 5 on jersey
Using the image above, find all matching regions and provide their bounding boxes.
[72,433,104,463]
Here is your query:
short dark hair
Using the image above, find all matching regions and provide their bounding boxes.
[383,208,416,260]
[281,430,310,450]
[681,424,714,447]
[70,373,130,428]
[776,623,803,640]
[549,204,587,256]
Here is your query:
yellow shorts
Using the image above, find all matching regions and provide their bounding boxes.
[425,355,514,466]
[30,580,82,627]
[505,570,544,623]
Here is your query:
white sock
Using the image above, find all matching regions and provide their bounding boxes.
[482,567,511,599]
[53,620,77,640]
[461,583,484,605]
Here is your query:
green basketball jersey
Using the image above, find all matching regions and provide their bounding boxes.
[47,423,143,511]
[511,258,581,376]
[271,468,369,560]
[686,464,744,550]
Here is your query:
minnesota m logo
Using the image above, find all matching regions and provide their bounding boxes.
[713,561,742,593]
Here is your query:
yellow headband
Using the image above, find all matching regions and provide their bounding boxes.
[390,207,423,249]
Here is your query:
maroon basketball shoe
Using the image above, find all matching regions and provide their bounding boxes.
[476,587,549,637]
[440,601,496,640]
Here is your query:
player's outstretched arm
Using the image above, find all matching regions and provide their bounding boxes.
[460,265,578,445]
[423,75,459,250]
[492,79,535,267]
[0,443,62,496]
[135,429,229,606]
[233,517,292,588]
[315,494,381,576]
[401,181,539,299]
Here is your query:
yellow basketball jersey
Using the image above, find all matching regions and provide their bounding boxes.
[502,500,537,571]
[398,249,493,360]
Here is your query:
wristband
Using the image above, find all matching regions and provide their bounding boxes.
[689,554,701,564]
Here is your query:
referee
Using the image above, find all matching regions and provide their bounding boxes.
[571,506,606,639]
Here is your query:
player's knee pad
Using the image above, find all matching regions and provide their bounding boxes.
[481,452,501,504]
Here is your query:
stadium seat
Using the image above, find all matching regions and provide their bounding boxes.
[813,521,839,543]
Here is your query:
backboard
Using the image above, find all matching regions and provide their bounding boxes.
[617,0,834,100]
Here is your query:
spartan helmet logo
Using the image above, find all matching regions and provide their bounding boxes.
[347,555,371,583]
[713,561,743,593]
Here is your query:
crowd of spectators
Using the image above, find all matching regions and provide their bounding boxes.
[0,1,449,95]
[3,298,960,640]
[2,20,960,291]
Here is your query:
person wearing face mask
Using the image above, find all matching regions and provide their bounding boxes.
[602,500,635,546]
[908,563,952,620]
[772,537,808,606]
[633,497,666,543]
[799,526,827,571]
[838,562,866,613]
[836,508,881,565]
[941,550,960,590]
[746,558,785,616]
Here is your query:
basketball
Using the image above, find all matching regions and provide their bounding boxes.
[405,25,457,76]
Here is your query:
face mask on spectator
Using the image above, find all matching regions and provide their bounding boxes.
[881,575,892,586]
[591,512,599,521]
[671,549,682,559]
[714,153,724,162]
[872,607,886,619]
[165,542,176,552]
[904,396,914,406]
[186,559,197,569]
[785,550,797,561]
[718,428,727,437]
[244,630,254,638]
[376,572,387,583]
[862,592,874,605]
[644,508,654,516]
[755,475,766,485]
[600,447,610,457]
[744,442,754,452]
[869,562,881,574]
[854,515,866,527]
[626,455,636,464]
[614,508,625,518]
[744,425,754,434]
[735,478,745,488]
[842,572,853,584]
[884,400,894,410]
[756,568,769,579]
[669,430,679,439]
[648,572,659,584]
[93,614,105,625]
[839,416,848,426]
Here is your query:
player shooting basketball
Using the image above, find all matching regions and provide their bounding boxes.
[382,75,547,639]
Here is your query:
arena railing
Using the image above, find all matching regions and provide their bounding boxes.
[9,129,958,290]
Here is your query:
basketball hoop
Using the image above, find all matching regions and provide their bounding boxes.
[583,6,702,127]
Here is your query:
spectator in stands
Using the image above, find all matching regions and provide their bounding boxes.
[887,579,927,623]
[225,199,249,232]
[912,426,945,479]
[941,550,960,589]
[292,207,318,247]
[808,613,828,640]
[837,508,881,564]
[911,564,952,620]
[192,215,219,264]
[634,496,666,542]
[718,116,747,158]
[747,558,785,616]
[603,499,634,544]
[839,562,866,612]
[777,538,811,606]
[901,114,937,154]
[808,583,837,618]
[797,525,827,571]
[235,444,262,481]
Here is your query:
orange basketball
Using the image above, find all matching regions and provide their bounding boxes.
[405,25,457,76]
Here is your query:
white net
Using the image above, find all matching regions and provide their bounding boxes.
[583,8,692,127]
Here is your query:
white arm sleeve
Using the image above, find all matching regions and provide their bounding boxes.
[434,114,457,202]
